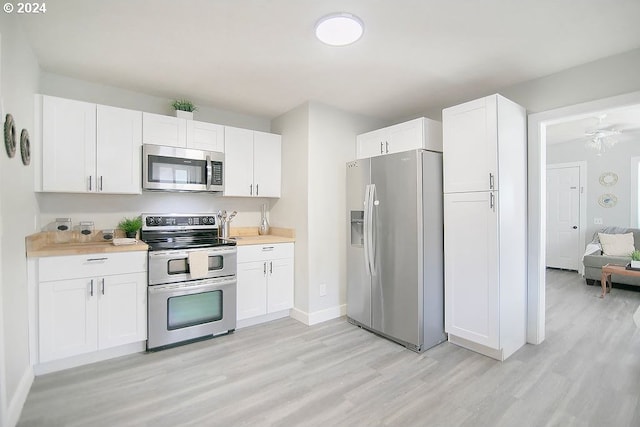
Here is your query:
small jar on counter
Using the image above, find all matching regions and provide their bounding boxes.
[78,221,95,243]
[54,218,72,243]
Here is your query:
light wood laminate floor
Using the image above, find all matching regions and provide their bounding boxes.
[19,269,640,426]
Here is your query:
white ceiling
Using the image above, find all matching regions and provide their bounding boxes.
[546,105,640,145]
[19,0,640,121]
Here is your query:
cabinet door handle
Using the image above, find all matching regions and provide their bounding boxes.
[256,184,259,196]
[489,173,495,190]
[490,192,495,211]
[99,176,103,192]
[380,142,384,154]
[270,261,273,275]
[263,262,267,276]
[101,278,105,295]
[385,141,389,153]
[89,279,94,297]
[88,176,92,191]
[262,246,274,251]
[250,184,253,195]
[86,257,108,262]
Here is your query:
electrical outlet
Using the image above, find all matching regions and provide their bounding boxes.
[594,218,603,225]
[319,283,327,297]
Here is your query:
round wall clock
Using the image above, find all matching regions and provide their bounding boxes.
[20,129,30,166]
[599,172,618,187]
[4,113,16,158]
[598,193,618,208]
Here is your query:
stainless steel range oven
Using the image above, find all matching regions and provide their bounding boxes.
[141,213,237,350]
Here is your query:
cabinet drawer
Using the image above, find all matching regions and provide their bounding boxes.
[39,251,147,282]
[237,243,294,263]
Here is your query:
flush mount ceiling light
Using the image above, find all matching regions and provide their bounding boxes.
[315,13,364,46]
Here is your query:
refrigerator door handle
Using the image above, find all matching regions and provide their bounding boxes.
[363,184,372,276]
[367,184,377,276]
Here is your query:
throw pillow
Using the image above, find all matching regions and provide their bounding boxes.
[598,232,635,257]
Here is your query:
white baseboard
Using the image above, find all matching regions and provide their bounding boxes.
[290,304,346,326]
[236,310,290,329]
[34,341,146,376]
[7,366,34,427]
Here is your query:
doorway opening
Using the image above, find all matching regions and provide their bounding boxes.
[527,90,640,345]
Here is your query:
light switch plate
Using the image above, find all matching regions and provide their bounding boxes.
[594,218,603,225]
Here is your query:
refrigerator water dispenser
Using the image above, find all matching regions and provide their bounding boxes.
[350,211,364,246]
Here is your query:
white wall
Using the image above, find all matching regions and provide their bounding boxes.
[548,138,640,239]
[306,102,383,314]
[270,104,310,313]
[271,102,384,322]
[0,14,40,427]
[37,193,274,232]
[40,71,272,131]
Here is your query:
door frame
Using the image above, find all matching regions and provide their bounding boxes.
[527,90,640,345]
[631,156,640,228]
[546,161,587,274]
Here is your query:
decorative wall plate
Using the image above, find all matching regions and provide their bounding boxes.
[598,193,617,208]
[4,113,16,158]
[599,172,618,187]
[20,129,30,166]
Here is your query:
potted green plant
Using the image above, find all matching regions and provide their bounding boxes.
[631,249,640,269]
[171,99,198,120]
[118,216,142,239]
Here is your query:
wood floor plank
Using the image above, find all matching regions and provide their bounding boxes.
[18,269,640,426]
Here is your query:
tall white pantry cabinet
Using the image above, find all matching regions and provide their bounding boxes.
[442,94,527,361]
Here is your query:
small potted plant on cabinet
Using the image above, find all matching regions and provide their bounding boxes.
[631,249,640,269]
[171,99,198,120]
[118,216,142,239]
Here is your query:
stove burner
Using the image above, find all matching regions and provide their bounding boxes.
[140,213,236,251]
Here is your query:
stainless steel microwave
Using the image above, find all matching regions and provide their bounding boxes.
[142,144,224,192]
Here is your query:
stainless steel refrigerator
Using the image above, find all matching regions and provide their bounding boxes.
[346,149,445,352]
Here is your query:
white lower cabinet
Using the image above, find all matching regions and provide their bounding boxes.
[38,252,147,363]
[236,243,294,322]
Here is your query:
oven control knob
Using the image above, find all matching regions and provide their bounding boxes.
[208,217,215,225]
[201,217,208,224]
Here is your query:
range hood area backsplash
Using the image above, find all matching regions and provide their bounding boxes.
[36,192,273,232]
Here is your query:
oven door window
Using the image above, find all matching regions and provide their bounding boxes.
[167,255,223,275]
[148,155,207,185]
[167,290,223,330]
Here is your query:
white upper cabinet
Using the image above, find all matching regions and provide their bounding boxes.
[142,112,187,147]
[224,126,254,197]
[224,126,281,198]
[97,105,142,194]
[356,117,442,159]
[41,96,96,193]
[186,120,224,152]
[442,96,498,193]
[142,112,224,152]
[253,131,282,198]
[40,95,141,194]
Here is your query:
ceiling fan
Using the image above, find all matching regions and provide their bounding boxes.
[584,114,623,154]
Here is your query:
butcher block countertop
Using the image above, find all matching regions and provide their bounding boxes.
[26,231,149,257]
[229,226,295,246]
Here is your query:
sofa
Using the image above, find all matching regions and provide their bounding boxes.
[582,227,640,287]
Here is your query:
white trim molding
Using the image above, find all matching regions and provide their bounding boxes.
[6,367,33,427]
[290,305,346,326]
[631,156,640,228]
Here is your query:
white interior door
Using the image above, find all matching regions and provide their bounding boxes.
[546,165,580,270]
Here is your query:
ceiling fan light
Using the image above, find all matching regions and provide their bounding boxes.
[315,13,364,46]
